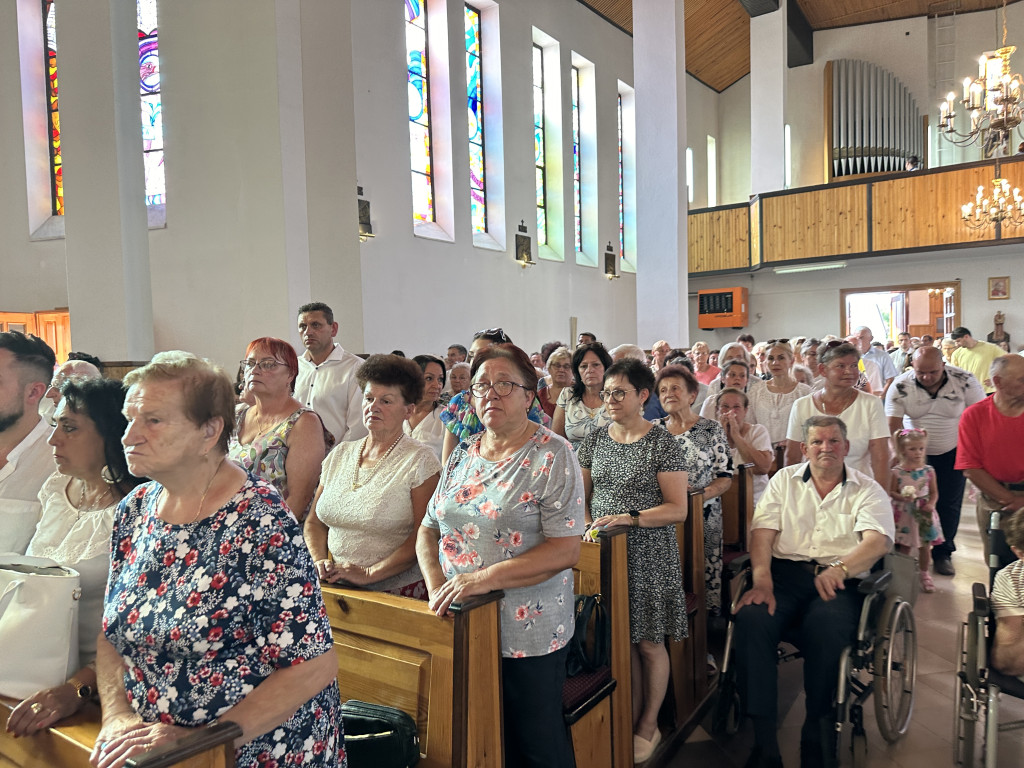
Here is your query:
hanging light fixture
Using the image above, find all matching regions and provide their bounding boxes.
[939,0,1023,153]
[962,177,1024,229]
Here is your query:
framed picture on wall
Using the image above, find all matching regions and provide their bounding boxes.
[988,276,1010,300]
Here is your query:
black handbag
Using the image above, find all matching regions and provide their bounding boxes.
[341,700,420,768]
[566,593,610,677]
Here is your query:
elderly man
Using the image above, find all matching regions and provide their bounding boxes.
[991,509,1024,679]
[853,326,897,395]
[44,358,102,406]
[956,354,1024,558]
[885,346,985,575]
[735,415,893,768]
[0,331,58,555]
[889,332,914,374]
[950,326,1004,393]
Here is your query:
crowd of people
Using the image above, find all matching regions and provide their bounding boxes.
[2,307,1024,768]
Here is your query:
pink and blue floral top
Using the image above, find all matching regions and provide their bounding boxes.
[423,425,585,658]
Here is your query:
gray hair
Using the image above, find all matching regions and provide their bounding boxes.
[450,361,471,374]
[801,415,848,442]
[611,343,647,362]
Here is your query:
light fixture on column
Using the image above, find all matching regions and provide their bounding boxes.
[961,177,1024,229]
[357,186,374,242]
[604,242,619,280]
[938,0,1023,153]
[515,220,534,268]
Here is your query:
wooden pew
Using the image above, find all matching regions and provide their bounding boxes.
[321,585,504,768]
[721,463,754,556]
[770,442,786,477]
[0,698,241,768]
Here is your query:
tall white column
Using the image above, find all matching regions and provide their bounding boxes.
[750,0,788,195]
[58,0,154,361]
[633,0,688,347]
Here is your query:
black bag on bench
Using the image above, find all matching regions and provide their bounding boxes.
[566,593,610,677]
[341,700,420,767]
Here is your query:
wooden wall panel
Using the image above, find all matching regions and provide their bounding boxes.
[872,166,996,250]
[760,185,868,262]
[687,207,749,273]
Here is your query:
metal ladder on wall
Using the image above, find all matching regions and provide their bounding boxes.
[932,1,960,168]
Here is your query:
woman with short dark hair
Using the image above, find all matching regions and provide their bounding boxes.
[553,342,614,450]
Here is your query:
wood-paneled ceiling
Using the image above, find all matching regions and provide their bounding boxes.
[579,0,1019,92]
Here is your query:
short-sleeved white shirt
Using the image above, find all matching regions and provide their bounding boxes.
[0,418,55,555]
[786,391,890,477]
[884,366,986,455]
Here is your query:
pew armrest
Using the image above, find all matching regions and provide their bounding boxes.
[450,590,505,614]
[124,721,243,768]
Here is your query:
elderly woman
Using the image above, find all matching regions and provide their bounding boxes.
[580,358,688,762]
[747,339,811,445]
[652,364,731,615]
[538,346,573,418]
[417,344,584,768]
[704,343,764,401]
[228,337,332,522]
[715,388,773,505]
[691,341,720,385]
[785,341,890,486]
[448,361,471,395]
[700,360,758,423]
[92,351,341,768]
[553,341,614,450]
[6,380,144,738]
[305,355,441,598]
[404,354,447,459]
[800,338,824,390]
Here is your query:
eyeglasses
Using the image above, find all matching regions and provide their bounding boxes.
[241,358,288,371]
[598,388,638,402]
[765,338,790,346]
[469,380,532,398]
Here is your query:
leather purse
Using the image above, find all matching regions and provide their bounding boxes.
[341,699,420,767]
[0,555,81,699]
[566,593,611,677]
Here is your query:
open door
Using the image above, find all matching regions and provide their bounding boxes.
[890,292,907,339]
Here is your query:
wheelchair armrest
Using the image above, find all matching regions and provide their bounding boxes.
[857,569,891,595]
[972,582,990,614]
[726,554,751,578]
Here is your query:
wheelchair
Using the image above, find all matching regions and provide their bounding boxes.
[953,512,1024,768]
[711,554,918,767]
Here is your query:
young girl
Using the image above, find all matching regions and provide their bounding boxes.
[890,429,942,593]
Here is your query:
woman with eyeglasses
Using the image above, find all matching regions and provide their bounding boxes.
[715,388,773,505]
[747,339,811,445]
[580,358,688,763]
[553,342,614,450]
[537,345,573,418]
[699,359,759,423]
[418,344,584,768]
[227,337,333,521]
[702,343,764,404]
[306,354,441,597]
[800,338,825,390]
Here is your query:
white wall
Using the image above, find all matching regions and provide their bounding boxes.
[685,75,718,210]
[719,74,750,205]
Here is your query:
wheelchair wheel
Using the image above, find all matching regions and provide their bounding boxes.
[873,598,916,742]
[953,676,977,767]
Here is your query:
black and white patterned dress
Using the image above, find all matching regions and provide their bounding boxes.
[577,425,688,643]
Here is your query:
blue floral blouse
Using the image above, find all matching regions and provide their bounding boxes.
[423,426,585,658]
[103,477,343,768]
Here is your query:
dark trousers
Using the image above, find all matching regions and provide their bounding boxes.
[502,645,575,768]
[929,447,966,561]
[734,558,862,742]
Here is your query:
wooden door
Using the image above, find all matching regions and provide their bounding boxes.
[889,292,907,340]
[0,313,38,335]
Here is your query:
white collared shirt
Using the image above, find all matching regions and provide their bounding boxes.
[752,461,894,569]
[294,344,368,444]
[0,418,57,554]
[884,365,985,454]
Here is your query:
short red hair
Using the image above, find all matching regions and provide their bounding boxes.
[245,337,299,392]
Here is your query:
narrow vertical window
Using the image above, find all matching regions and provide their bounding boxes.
[42,0,62,216]
[465,5,486,234]
[533,44,546,246]
[571,65,581,252]
[617,95,624,259]
[138,0,164,206]
[685,147,694,205]
[406,1,434,223]
[707,135,717,207]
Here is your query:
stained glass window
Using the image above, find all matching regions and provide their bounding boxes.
[571,67,582,252]
[138,0,164,206]
[533,44,546,246]
[406,0,434,223]
[465,5,486,234]
[42,1,62,216]
[617,94,624,259]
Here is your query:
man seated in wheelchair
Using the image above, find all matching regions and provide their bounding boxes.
[734,415,894,768]
[991,508,1024,680]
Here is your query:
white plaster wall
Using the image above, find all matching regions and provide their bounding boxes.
[686,75,719,210]
[719,74,751,205]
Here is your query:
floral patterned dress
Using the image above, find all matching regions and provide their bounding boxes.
[423,425,585,658]
[103,477,343,768]
[892,464,943,549]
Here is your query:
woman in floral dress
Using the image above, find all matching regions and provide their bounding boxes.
[93,351,342,768]
[418,344,584,768]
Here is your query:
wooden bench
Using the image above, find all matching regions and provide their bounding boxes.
[770,442,786,477]
[722,463,755,557]
[321,585,504,768]
[0,698,241,768]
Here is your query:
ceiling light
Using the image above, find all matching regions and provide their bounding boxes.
[772,261,847,275]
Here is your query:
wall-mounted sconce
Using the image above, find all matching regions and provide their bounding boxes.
[515,220,535,268]
[357,186,374,242]
[604,241,620,280]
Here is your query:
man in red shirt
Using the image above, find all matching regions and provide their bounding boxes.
[956,354,1024,559]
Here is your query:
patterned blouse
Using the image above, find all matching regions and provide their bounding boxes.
[653,417,733,497]
[556,388,612,450]
[423,426,585,658]
[103,477,343,767]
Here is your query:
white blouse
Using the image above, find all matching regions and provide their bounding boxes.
[404,406,445,460]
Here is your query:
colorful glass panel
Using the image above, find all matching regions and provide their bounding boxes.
[466,5,486,233]
[138,0,164,205]
[618,95,624,259]
[406,0,434,223]
[571,66,581,252]
[533,44,546,245]
[43,1,62,215]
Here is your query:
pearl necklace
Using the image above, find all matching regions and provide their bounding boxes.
[352,434,404,491]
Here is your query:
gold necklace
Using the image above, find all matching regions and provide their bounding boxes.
[76,480,112,520]
[190,461,223,524]
[352,434,403,491]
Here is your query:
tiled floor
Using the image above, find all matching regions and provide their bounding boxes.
[667,507,1024,767]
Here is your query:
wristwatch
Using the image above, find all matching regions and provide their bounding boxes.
[67,677,94,700]
[629,510,640,528]
[828,558,849,578]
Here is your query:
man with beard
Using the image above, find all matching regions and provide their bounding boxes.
[0,331,57,554]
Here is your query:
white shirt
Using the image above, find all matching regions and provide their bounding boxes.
[730,423,773,505]
[884,365,986,455]
[864,346,898,384]
[752,462,894,570]
[295,344,368,444]
[862,358,883,392]
[404,406,445,460]
[786,390,890,477]
[0,418,56,555]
